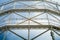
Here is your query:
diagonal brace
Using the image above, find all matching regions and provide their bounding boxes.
[8,29,27,40]
[31,29,49,40]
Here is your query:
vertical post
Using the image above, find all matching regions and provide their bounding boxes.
[28,9,30,40]
[46,11,55,40]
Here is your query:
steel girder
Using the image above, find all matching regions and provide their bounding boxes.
[0,9,60,16]
[0,25,60,30]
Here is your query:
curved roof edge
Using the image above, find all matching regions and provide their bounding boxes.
[0,25,60,30]
[0,9,60,16]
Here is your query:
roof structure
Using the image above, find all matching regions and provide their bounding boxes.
[0,0,60,40]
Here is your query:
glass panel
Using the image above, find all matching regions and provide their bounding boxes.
[0,0,60,40]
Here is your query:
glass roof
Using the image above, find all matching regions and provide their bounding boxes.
[0,0,60,40]
[0,0,60,27]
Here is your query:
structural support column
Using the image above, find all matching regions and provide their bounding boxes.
[46,12,55,40]
[28,9,30,40]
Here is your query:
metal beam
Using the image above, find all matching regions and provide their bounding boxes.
[53,30,60,36]
[15,13,42,25]
[50,31,55,40]
[0,25,60,30]
[16,12,44,25]
[8,29,27,40]
[14,0,45,1]
[0,9,60,16]
[48,13,60,22]
[31,29,49,40]
[46,1,60,6]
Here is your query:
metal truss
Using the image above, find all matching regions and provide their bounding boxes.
[31,29,50,40]
[0,0,60,40]
[0,9,60,16]
[0,25,60,31]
